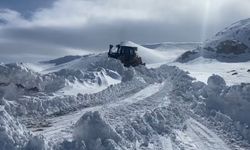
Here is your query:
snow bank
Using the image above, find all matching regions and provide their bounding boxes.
[175,74,250,144]
[24,136,48,150]
[0,57,127,117]
[203,75,250,125]
[0,101,30,150]
[23,65,250,149]
[53,64,193,149]
[201,76,250,140]
[0,97,49,150]
[1,54,194,118]
[0,63,43,92]
[73,111,121,150]
[56,105,186,150]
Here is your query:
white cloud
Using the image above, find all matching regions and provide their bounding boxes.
[0,9,29,26]
[1,0,250,28]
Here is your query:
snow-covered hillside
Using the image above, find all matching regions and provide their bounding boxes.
[172,57,250,85]
[177,18,250,63]
[174,18,250,85]
[119,41,200,68]
[203,18,250,60]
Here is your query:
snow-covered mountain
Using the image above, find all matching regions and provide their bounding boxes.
[144,42,201,51]
[173,19,250,85]
[0,39,250,149]
[177,18,250,63]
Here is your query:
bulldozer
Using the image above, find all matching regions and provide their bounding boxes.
[108,44,145,67]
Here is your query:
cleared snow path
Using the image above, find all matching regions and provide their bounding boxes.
[175,118,230,150]
[31,82,164,142]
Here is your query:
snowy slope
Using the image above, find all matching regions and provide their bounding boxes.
[201,18,250,62]
[177,18,250,63]
[205,18,250,51]
[121,41,200,68]
[121,41,168,64]
[144,42,200,51]
[174,18,250,85]
[172,58,250,85]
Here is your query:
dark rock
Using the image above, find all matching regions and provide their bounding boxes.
[16,83,25,89]
[216,40,248,55]
[27,87,39,92]
[176,50,200,63]
[227,70,236,73]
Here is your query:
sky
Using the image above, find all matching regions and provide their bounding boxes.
[0,0,250,62]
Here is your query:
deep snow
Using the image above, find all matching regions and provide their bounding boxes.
[1,53,250,149]
[0,24,250,149]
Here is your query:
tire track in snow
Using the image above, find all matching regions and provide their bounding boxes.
[174,118,231,150]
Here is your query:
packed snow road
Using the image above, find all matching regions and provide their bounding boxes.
[175,118,230,150]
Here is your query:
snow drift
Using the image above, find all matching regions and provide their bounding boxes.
[202,75,250,141]
[0,104,30,150]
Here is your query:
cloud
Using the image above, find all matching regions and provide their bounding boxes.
[0,0,250,62]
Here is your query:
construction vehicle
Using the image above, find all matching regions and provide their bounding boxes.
[108,44,145,67]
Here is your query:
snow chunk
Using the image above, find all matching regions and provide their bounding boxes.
[24,136,47,150]
[207,74,226,91]
[0,106,30,150]
[73,111,121,150]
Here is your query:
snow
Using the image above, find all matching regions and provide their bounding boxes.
[1,23,250,149]
[22,62,55,73]
[172,18,250,86]
[55,70,121,96]
[159,136,173,150]
[31,82,164,143]
[174,18,250,85]
[121,41,168,64]
[121,41,200,68]
[0,43,249,149]
[172,57,250,85]
[175,118,230,150]
[177,18,250,63]
[0,105,30,150]
[205,18,250,50]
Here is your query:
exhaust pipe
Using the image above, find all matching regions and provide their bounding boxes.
[109,45,113,51]
[109,44,113,55]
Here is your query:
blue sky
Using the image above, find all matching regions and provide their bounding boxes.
[0,0,249,62]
